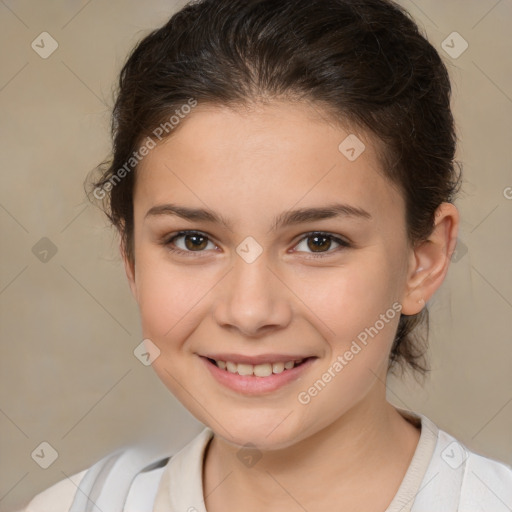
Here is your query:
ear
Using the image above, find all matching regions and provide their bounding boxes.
[401,202,459,315]
[120,239,138,301]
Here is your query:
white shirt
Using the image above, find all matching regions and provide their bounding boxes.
[22,409,512,511]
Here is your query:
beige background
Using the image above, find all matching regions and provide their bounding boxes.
[1,1,511,511]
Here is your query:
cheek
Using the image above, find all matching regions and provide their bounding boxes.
[134,259,214,397]
[288,256,402,410]
[135,253,211,341]
[294,272,399,424]
[289,254,400,345]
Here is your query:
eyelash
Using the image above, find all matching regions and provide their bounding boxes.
[161,230,351,259]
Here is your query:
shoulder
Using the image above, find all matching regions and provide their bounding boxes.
[21,470,87,512]
[18,429,208,512]
[460,444,512,511]
[403,411,512,511]
[20,442,173,512]
[434,427,512,510]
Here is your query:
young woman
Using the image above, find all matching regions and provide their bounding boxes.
[22,0,512,510]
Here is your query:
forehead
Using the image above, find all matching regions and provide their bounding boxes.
[134,101,404,231]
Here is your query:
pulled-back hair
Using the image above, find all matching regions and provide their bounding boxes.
[88,0,462,376]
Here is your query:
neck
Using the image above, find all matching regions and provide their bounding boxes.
[203,387,421,512]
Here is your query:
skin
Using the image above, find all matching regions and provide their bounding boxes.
[122,100,459,511]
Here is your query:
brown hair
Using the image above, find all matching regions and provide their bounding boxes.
[88,0,462,376]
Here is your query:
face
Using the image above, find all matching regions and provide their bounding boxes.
[124,101,426,450]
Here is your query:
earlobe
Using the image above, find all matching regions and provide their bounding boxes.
[401,202,459,315]
[120,240,138,301]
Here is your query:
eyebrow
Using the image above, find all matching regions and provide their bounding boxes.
[145,202,372,232]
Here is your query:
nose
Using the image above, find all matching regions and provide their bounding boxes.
[213,252,292,338]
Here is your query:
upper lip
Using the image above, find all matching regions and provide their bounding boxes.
[201,353,315,365]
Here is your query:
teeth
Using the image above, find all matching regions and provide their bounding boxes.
[254,363,273,377]
[237,363,253,376]
[214,358,304,376]
[272,362,285,374]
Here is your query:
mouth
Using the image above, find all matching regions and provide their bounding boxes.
[206,357,307,377]
[200,354,317,395]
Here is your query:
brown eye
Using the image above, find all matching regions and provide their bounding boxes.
[182,233,209,251]
[307,234,333,252]
[294,232,350,257]
[165,231,216,255]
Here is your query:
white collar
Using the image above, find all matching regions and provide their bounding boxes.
[153,426,213,512]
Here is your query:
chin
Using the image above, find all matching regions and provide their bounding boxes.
[206,410,309,451]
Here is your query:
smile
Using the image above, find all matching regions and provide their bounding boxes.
[200,355,316,394]
[209,358,304,377]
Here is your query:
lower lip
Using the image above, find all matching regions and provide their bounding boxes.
[201,356,316,395]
